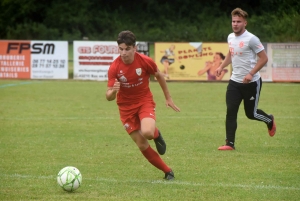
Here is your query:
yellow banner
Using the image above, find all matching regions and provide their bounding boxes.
[154,42,231,81]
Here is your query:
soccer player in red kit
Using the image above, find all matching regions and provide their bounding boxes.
[106,30,180,180]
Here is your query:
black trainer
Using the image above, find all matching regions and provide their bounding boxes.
[154,130,166,155]
[164,170,175,180]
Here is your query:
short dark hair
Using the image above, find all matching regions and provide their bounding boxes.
[117,30,136,46]
[231,8,248,19]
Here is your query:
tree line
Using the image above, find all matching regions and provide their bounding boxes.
[0,0,299,42]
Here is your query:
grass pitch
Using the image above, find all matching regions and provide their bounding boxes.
[0,80,299,200]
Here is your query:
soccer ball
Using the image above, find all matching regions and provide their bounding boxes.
[57,166,82,192]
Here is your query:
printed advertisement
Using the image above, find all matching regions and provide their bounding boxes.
[154,43,231,81]
[73,41,149,81]
[0,40,68,79]
[267,43,300,82]
[259,42,272,82]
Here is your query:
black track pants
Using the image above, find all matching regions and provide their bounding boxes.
[225,78,272,144]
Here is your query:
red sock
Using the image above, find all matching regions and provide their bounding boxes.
[153,128,159,139]
[141,145,171,173]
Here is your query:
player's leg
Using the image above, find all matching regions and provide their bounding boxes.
[129,131,174,180]
[138,102,173,179]
[120,102,173,180]
[140,117,156,140]
[141,117,166,155]
[219,80,242,150]
[242,78,276,136]
[139,101,166,155]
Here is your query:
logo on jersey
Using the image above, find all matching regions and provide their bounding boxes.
[257,44,263,49]
[230,47,243,56]
[119,75,127,82]
[239,41,244,48]
[136,68,142,76]
[230,47,234,56]
[124,123,131,130]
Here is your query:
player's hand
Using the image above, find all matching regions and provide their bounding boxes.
[166,98,180,112]
[113,78,120,92]
[243,74,252,84]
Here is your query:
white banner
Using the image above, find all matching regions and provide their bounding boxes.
[259,43,272,82]
[267,43,300,82]
[0,40,68,79]
[30,41,68,79]
[73,41,119,81]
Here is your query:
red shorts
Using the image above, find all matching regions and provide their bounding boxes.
[119,100,156,134]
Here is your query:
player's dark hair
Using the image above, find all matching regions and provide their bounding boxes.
[231,8,248,19]
[117,30,136,46]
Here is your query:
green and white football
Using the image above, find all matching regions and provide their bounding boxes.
[57,166,82,192]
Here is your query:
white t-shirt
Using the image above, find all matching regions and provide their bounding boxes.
[228,30,264,83]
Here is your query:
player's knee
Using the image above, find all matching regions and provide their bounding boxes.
[141,129,153,140]
[245,112,255,120]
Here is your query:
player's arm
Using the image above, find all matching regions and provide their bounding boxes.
[243,50,268,83]
[247,37,268,76]
[215,50,231,77]
[154,70,180,112]
[249,50,268,75]
[106,79,120,101]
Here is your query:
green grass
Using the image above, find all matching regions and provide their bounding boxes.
[0,80,299,200]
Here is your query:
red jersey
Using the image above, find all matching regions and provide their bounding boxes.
[107,52,158,105]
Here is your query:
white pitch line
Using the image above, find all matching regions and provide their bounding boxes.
[1,173,299,191]
[0,81,36,88]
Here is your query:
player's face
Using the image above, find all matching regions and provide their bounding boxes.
[118,43,136,64]
[232,15,247,36]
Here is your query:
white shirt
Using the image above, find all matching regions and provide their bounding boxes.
[228,30,264,83]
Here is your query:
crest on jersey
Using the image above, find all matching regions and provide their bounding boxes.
[239,41,244,48]
[136,68,142,76]
[124,123,130,130]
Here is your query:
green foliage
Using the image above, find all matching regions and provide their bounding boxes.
[6,23,60,40]
[0,0,299,42]
[0,80,300,200]
[248,11,300,42]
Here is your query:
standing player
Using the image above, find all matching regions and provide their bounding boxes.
[215,8,276,150]
[106,30,180,179]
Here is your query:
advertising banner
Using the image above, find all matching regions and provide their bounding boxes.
[267,43,300,82]
[136,42,150,56]
[0,40,68,79]
[154,42,231,81]
[73,41,149,81]
[259,43,272,82]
